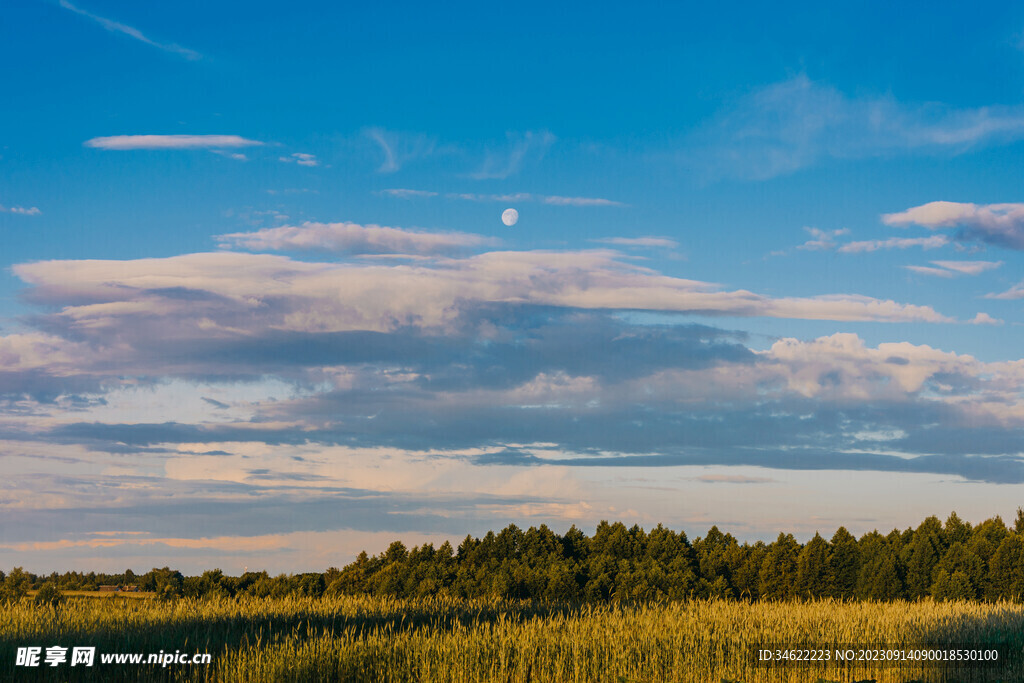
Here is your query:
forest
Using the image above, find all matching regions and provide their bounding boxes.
[6,511,1024,605]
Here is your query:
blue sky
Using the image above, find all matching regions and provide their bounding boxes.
[2,1,1024,572]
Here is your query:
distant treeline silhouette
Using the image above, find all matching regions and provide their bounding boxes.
[8,511,1024,603]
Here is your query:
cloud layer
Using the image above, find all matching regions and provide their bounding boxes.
[2,236,1022,571]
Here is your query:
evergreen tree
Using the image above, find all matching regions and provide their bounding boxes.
[865,551,904,600]
[944,512,972,547]
[795,533,830,599]
[988,535,1024,600]
[902,529,941,599]
[828,527,859,598]
[937,542,983,600]
[732,542,767,600]
[758,534,800,600]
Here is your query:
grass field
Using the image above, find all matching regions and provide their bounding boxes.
[25,590,156,599]
[3,595,1024,682]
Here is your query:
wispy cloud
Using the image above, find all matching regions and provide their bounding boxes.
[904,265,957,278]
[364,128,436,173]
[693,474,775,484]
[469,131,555,180]
[379,189,439,199]
[837,235,949,253]
[905,260,1002,278]
[85,135,264,150]
[542,195,625,207]
[265,188,317,196]
[986,281,1024,300]
[883,201,1024,250]
[384,189,625,207]
[216,221,498,255]
[211,150,248,162]
[59,0,201,60]
[279,152,319,167]
[448,192,535,203]
[696,75,1024,180]
[798,227,849,251]
[0,204,41,216]
[592,237,678,248]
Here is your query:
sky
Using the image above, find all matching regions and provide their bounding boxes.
[2,0,1024,574]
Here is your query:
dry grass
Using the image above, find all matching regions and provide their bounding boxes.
[2,595,1022,681]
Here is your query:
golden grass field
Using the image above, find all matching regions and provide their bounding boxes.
[3,595,1023,682]
[25,590,156,599]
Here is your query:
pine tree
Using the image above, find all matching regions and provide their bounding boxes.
[758,533,800,600]
[903,530,941,599]
[988,535,1024,600]
[866,552,904,600]
[828,527,859,598]
[795,533,830,599]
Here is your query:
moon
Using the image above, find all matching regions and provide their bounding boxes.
[501,208,519,227]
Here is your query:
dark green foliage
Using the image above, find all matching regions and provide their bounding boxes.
[33,582,65,608]
[795,533,830,598]
[1,567,31,603]
[865,551,904,601]
[758,533,800,600]
[15,511,1024,603]
[827,527,859,598]
[902,527,941,599]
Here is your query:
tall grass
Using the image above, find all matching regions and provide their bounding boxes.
[2,595,1022,681]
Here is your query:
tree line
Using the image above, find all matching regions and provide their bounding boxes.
[6,511,1024,603]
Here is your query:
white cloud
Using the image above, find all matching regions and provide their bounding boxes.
[969,312,1003,326]
[85,135,264,150]
[59,0,201,60]
[0,205,41,216]
[279,152,319,167]
[883,201,1024,250]
[748,333,1024,410]
[837,235,949,253]
[216,221,498,255]
[12,250,954,342]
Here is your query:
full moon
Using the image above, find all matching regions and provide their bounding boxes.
[501,208,519,226]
